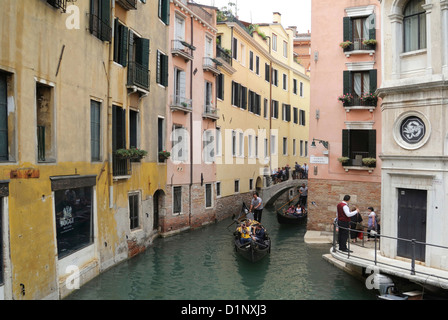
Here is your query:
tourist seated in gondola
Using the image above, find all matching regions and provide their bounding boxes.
[287,205,295,214]
[251,224,267,247]
[236,221,252,245]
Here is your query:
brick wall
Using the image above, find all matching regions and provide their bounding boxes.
[307,178,381,232]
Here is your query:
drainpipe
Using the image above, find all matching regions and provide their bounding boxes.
[107,0,116,209]
[189,14,194,227]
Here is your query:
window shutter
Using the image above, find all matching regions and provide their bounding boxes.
[342,129,350,158]
[100,0,111,41]
[368,130,376,159]
[161,0,170,25]
[136,38,150,69]
[343,17,352,42]
[120,25,129,67]
[265,63,270,82]
[369,69,377,93]
[368,14,376,40]
[241,86,247,110]
[343,70,352,95]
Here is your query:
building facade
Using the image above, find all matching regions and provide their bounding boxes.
[0,0,168,299]
[161,0,219,236]
[378,0,448,272]
[309,0,382,232]
[215,12,310,217]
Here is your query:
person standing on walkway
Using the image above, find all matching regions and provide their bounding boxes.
[250,192,264,223]
[299,183,308,208]
[337,195,359,252]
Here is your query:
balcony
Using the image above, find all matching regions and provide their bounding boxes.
[203,57,221,76]
[88,13,112,42]
[113,155,132,177]
[127,62,150,93]
[342,95,377,112]
[202,105,220,121]
[170,95,193,113]
[216,45,236,74]
[46,0,66,12]
[171,40,194,62]
[116,0,137,10]
[343,38,376,57]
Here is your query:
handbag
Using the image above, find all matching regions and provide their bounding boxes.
[355,222,363,230]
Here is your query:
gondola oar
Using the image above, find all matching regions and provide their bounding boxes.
[226,202,250,230]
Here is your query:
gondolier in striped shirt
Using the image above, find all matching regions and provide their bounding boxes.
[250,192,264,223]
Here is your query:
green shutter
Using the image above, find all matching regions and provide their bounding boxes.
[162,53,169,87]
[101,0,110,27]
[343,70,351,95]
[343,17,352,42]
[121,25,129,67]
[368,14,376,40]
[368,130,376,159]
[342,129,350,158]
[161,0,170,25]
[136,38,150,69]
[369,69,377,93]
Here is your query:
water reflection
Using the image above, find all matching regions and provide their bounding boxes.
[66,206,376,300]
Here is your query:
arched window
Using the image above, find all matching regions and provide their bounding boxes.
[403,0,426,52]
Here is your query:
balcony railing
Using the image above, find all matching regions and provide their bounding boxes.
[46,0,66,12]
[342,95,377,108]
[127,62,150,91]
[203,105,219,120]
[170,95,193,113]
[171,40,194,61]
[88,13,112,42]
[116,0,137,10]
[203,57,221,75]
[216,45,232,65]
[344,38,376,53]
[113,154,132,177]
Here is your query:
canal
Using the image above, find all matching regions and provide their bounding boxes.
[65,206,377,300]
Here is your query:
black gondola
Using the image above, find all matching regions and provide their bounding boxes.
[276,208,307,224]
[232,202,271,262]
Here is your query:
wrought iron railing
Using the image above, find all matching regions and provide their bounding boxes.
[113,154,131,176]
[88,13,112,42]
[127,62,150,91]
[171,40,194,59]
[333,221,448,281]
[46,0,66,12]
[216,46,232,65]
[343,95,377,108]
[203,105,219,118]
[170,95,192,111]
[116,0,137,10]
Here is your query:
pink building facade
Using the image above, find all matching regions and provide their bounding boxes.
[161,0,219,235]
[309,0,382,232]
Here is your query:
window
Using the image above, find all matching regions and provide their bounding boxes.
[129,109,140,149]
[173,186,182,214]
[305,141,308,157]
[217,73,224,100]
[129,192,140,230]
[255,136,259,158]
[265,63,270,82]
[113,19,128,66]
[300,81,304,97]
[343,13,376,51]
[343,70,377,106]
[299,109,306,126]
[272,69,278,86]
[234,180,240,193]
[216,127,222,156]
[203,129,215,163]
[157,50,169,87]
[249,179,253,191]
[283,137,288,155]
[283,74,287,90]
[89,0,112,42]
[248,134,253,158]
[204,81,213,112]
[173,68,187,105]
[283,41,288,58]
[293,79,298,95]
[249,51,254,71]
[90,100,101,162]
[216,182,221,197]
[342,129,376,166]
[205,184,212,208]
[264,138,268,158]
[232,37,238,60]
[271,100,279,119]
[272,33,277,51]
[263,98,268,119]
[248,90,261,115]
[172,124,188,162]
[174,15,186,44]
[128,31,150,90]
[36,82,55,162]
[54,185,94,259]
[300,140,304,157]
[293,139,296,156]
[293,107,298,124]
[232,130,236,157]
[231,81,247,109]
[403,0,426,52]
[238,131,244,157]
[270,134,277,155]
[255,56,260,75]
[158,0,170,25]
[112,105,128,176]
[282,104,291,122]
[158,117,165,161]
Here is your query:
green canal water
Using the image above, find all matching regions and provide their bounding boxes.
[65,206,377,300]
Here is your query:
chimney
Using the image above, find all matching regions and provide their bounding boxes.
[273,12,282,24]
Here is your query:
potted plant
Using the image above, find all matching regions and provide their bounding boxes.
[158,150,171,162]
[362,39,377,49]
[338,93,353,106]
[362,157,377,167]
[337,157,350,165]
[116,147,148,160]
[360,92,378,106]
[339,40,353,50]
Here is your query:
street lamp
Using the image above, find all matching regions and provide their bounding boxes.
[310,138,329,149]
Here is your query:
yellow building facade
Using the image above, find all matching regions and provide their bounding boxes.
[0,0,168,299]
[215,12,309,213]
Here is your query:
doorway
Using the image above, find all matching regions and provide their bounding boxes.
[397,188,427,262]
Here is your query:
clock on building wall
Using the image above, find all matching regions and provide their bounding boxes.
[400,116,426,144]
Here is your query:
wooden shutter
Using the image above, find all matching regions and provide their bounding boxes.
[368,130,376,159]
[343,70,352,95]
[136,38,150,69]
[0,73,7,160]
[343,17,352,42]
[241,86,247,110]
[161,53,169,87]
[160,0,170,25]
[100,0,111,41]
[342,129,350,158]
[265,63,270,82]
[369,69,377,93]
[120,25,128,67]
[368,14,376,40]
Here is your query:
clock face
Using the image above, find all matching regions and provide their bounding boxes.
[400,116,426,144]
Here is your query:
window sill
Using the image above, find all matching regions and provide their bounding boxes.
[342,165,375,173]
[345,49,375,58]
[344,106,376,113]
[400,48,427,58]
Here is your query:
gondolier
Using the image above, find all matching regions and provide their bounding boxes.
[250,192,264,222]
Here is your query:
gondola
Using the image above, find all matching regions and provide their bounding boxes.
[276,209,307,224]
[232,203,271,262]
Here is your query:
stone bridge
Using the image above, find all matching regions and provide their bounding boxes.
[259,178,306,207]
